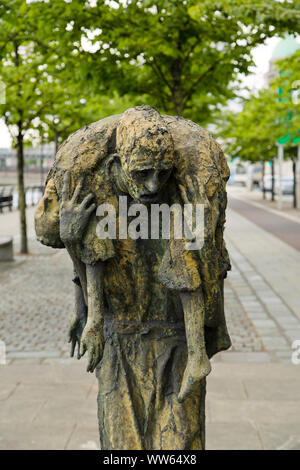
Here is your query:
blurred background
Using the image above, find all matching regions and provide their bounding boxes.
[0,0,300,451]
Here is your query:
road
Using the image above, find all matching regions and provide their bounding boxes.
[228,196,300,252]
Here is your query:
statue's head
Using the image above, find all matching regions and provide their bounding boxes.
[115,106,174,203]
[35,178,64,248]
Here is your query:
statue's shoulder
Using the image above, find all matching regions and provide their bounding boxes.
[162,114,229,189]
[47,114,121,198]
[53,114,122,175]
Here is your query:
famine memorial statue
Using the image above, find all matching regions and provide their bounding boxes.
[35,105,231,450]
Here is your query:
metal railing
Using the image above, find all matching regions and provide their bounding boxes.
[0,185,44,212]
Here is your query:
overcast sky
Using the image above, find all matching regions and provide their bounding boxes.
[0,37,284,148]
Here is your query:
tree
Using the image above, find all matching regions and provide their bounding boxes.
[271,50,300,206]
[0,0,58,253]
[0,1,104,251]
[219,49,300,201]
[220,48,300,160]
[48,0,300,125]
[219,90,280,161]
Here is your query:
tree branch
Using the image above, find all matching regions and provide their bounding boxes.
[182,60,221,105]
[149,57,173,92]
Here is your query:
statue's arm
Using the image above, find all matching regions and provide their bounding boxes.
[57,170,106,372]
[68,269,88,359]
[175,175,221,402]
[79,261,105,373]
[178,289,211,403]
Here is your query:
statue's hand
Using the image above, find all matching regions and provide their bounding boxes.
[178,352,211,403]
[178,174,204,205]
[68,314,87,359]
[60,171,96,244]
[79,320,104,373]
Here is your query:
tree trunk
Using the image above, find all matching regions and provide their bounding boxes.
[271,158,275,202]
[17,123,28,254]
[172,88,183,115]
[171,60,183,115]
[14,43,28,253]
[54,127,59,155]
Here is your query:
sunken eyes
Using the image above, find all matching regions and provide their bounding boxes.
[159,169,172,180]
[132,169,171,182]
[133,169,150,181]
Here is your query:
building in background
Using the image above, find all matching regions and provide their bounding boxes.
[0,143,55,189]
[266,34,300,85]
[0,143,55,172]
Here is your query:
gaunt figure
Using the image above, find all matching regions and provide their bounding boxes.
[35,106,231,450]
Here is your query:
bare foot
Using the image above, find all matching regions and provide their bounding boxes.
[178,354,211,402]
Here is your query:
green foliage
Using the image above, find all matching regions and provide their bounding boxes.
[1,0,300,143]
[0,0,149,148]
[272,50,300,144]
[43,0,300,125]
[219,50,300,162]
[40,90,148,151]
[0,0,52,143]
[219,90,279,162]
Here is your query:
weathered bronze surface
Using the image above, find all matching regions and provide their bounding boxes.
[35,105,231,450]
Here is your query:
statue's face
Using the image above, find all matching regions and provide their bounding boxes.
[35,179,60,224]
[116,107,175,202]
[121,155,173,203]
[35,179,63,248]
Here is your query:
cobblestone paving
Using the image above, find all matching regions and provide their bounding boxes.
[0,247,74,360]
[224,269,264,353]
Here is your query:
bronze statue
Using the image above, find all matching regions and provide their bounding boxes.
[35,106,231,450]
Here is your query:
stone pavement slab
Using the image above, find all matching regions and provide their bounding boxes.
[257,423,300,450]
[1,361,299,450]
[0,361,98,450]
[0,422,76,451]
[243,378,300,401]
[208,398,299,424]
[206,423,263,450]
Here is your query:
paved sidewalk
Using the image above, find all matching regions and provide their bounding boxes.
[221,200,300,364]
[206,362,300,450]
[1,361,299,450]
[0,361,99,450]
